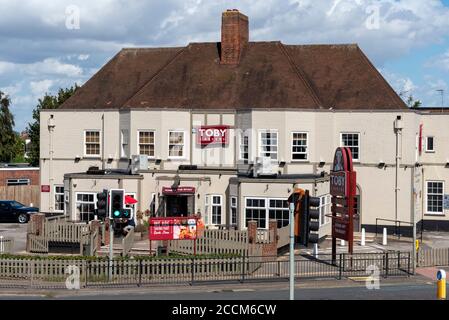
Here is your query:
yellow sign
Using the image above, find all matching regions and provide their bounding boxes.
[415,240,420,251]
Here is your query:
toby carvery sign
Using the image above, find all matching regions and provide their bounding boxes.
[196,125,229,146]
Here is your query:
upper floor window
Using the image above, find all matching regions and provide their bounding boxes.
[341,133,360,161]
[84,130,100,156]
[291,132,308,161]
[138,130,155,157]
[168,131,185,159]
[121,129,129,158]
[239,132,249,163]
[425,136,435,153]
[259,130,278,161]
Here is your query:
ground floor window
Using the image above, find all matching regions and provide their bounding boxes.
[76,193,95,222]
[426,181,444,214]
[245,198,267,229]
[211,195,222,225]
[319,194,331,226]
[230,197,237,225]
[268,199,289,228]
[54,185,64,212]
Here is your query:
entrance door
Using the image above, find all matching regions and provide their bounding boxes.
[165,195,194,217]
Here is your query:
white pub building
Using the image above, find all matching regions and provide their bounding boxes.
[39,10,449,238]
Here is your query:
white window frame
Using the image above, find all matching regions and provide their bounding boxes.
[75,192,96,222]
[211,195,223,226]
[425,136,435,153]
[84,130,101,157]
[340,132,360,162]
[54,185,65,213]
[230,196,238,225]
[267,198,290,228]
[137,130,155,158]
[244,197,268,229]
[319,194,331,226]
[204,195,210,225]
[291,131,309,162]
[168,130,186,159]
[120,129,129,158]
[6,178,30,186]
[426,181,445,215]
[239,131,250,162]
[258,129,278,161]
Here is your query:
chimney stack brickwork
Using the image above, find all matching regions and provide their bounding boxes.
[220,9,249,65]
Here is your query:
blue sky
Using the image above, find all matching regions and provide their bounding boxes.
[0,0,448,132]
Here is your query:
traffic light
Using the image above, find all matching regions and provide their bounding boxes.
[108,189,132,219]
[96,189,108,219]
[300,190,321,246]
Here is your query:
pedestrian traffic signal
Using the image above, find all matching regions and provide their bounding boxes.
[300,190,321,246]
[96,189,108,218]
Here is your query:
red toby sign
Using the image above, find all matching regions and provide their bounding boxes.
[329,147,357,257]
[196,125,229,146]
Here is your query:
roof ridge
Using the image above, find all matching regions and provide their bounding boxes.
[121,46,187,109]
[278,43,323,108]
[355,46,407,109]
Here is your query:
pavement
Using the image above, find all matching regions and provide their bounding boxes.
[0,273,445,300]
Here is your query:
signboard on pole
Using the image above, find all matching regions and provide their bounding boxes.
[149,217,199,240]
[329,147,356,258]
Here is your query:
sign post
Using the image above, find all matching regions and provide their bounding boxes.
[329,147,357,263]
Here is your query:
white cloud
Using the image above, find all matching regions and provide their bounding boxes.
[77,54,89,61]
[30,79,54,96]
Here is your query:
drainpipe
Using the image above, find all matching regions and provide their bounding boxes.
[48,115,55,213]
[394,116,403,228]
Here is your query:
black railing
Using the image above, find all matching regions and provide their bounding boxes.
[0,251,411,289]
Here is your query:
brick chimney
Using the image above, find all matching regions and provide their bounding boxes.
[220,9,249,65]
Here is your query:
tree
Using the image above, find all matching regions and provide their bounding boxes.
[0,91,18,162]
[406,95,422,109]
[26,85,79,167]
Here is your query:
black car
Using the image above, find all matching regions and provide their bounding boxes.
[0,201,39,223]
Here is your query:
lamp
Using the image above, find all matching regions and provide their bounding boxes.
[74,155,81,163]
[319,161,325,168]
[378,161,386,169]
[279,161,286,168]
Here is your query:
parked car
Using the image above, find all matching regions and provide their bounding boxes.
[0,201,39,223]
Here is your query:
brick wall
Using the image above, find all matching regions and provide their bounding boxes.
[0,168,40,187]
[220,9,249,65]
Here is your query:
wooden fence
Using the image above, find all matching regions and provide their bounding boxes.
[122,229,135,257]
[417,247,449,267]
[277,226,290,248]
[0,185,40,207]
[0,237,14,254]
[27,218,96,255]
[168,229,250,256]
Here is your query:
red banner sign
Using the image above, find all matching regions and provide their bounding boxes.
[196,125,229,146]
[149,217,198,240]
[162,187,196,195]
[41,185,50,193]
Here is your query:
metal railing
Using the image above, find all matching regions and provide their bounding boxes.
[375,218,414,240]
[0,251,411,289]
